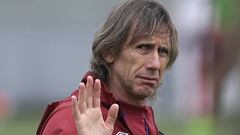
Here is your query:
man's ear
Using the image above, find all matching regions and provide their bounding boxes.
[103,54,114,64]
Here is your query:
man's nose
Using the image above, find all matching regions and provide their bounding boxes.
[146,50,161,70]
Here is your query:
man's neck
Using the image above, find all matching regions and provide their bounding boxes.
[107,82,147,106]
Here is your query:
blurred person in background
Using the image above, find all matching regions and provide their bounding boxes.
[37,0,178,135]
[197,0,240,134]
[200,0,240,117]
[211,0,240,117]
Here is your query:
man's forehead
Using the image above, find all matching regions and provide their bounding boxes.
[130,34,171,45]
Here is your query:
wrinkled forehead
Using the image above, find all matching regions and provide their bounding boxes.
[127,18,172,43]
[129,23,172,46]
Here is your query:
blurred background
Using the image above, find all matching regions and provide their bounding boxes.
[0,0,239,135]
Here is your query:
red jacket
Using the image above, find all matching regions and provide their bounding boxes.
[37,72,164,135]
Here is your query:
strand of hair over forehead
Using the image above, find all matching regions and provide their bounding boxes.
[121,0,171,42]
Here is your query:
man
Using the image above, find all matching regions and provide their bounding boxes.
[37,0,178,134]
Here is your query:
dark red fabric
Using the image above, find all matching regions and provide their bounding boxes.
[37,72,162,135]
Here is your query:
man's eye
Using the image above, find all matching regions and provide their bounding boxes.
[158,47,169,56]
[137,44,152,50]
[136,44,153,54]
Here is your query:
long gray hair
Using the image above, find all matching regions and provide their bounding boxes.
[91,0,179,83]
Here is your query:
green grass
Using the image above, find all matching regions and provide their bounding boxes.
[1,111,240,135]
[157,115,240,135]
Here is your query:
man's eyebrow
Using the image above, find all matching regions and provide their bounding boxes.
[133,41,156,47]
[160,43,170,48]
[131,37,155,44]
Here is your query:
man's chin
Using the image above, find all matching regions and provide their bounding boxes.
[137,86,156,97]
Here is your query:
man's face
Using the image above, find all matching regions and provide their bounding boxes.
[108,35,170,102]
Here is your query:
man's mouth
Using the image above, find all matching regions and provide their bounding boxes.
[137,76,159,86]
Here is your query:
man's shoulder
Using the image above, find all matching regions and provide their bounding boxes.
[37,95,76,135]
[42,95,73,121]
